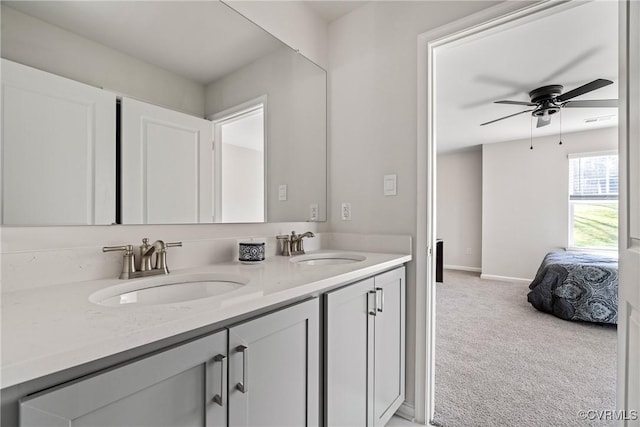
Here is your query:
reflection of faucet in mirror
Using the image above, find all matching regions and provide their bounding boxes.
[290,231,315,255]
[103,238,182,279]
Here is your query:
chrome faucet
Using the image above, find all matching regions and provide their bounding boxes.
[103,238,182,279]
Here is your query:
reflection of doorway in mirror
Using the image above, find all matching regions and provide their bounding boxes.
[212,100,266,223]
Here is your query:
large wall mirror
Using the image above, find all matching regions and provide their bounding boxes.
[0,1,326,225]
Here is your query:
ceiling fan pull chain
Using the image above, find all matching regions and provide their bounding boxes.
[530,117,534,150]
[559,110,563,145]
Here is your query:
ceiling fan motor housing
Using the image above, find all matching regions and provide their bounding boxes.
[529,84,563,117]
[529,84,563,103]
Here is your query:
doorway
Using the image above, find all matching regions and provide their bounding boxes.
[211,97,266,223]
[415,1,637,424]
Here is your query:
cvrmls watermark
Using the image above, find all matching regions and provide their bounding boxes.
[578,410,638,421]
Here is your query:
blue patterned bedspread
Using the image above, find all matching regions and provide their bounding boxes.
[527,251,618,324]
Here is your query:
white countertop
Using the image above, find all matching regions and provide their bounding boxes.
[1,250,410,389]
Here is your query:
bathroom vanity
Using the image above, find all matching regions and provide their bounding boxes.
[1,250,410,426]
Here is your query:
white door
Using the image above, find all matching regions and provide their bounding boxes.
[120,97,213,224]
[619,1,640,422]
[1,59,116,225]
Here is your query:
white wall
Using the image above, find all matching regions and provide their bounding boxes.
[327,0,498,408]
[482,126,618,281]
[225,0,328,68]
[437,148,482,270]
[222,144,264,223]
[0,5,205,117]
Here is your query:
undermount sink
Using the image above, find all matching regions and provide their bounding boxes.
[290,252,366,266]
[90,273,251,307]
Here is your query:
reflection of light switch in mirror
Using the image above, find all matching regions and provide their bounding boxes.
[309,204,319,221]
[384,174,397,196]
[279,184,287,201]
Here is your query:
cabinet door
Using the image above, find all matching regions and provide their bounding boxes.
[373,267,406,427]
[325,278,376,427]
[1,59,116,225]
[228,298,320,427]
[120,97,213,224]
[20,331,228,427]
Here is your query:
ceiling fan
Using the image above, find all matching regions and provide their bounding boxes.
[480,79,617,128]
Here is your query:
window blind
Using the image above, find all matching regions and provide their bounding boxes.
[569,154,619,200]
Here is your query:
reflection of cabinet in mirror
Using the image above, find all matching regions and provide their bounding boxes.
[120,97,213,224]
[1,59,116,225]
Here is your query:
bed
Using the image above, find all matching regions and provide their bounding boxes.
[527,250,618,324]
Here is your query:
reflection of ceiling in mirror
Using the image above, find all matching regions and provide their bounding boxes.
[4,1,284,85]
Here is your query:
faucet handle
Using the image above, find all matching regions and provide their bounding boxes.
[103,245,136,279]
[154,241,182,273]
[277,235,291,256]
[103,244,134,254]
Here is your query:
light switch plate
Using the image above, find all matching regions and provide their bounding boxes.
[384,174,397,196]
[278,184,287,201]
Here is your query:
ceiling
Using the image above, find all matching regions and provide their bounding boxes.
[303,1,368,23]
[5,1,284,85]
[435,0,619,154]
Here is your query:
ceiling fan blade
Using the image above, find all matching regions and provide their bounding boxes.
[480,109,534,126]
[494,100,537,106]
[563,99,618,108]
[536,117,551,128]
[556,79,613,102]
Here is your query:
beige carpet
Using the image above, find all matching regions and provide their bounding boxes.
[433,270,617,427]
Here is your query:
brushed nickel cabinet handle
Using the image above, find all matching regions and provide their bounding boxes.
[376,287,384,313]
[235,345,248,393]
[212,354,226,406]
[368,290,377,316]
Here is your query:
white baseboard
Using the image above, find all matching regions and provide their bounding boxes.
[480,273,532,284]
[395,402,416,422]
[443,264,481,273]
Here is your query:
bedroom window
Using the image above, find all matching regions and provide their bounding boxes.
[568,152,618,250]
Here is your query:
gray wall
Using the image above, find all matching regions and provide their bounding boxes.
[205,47,326,222]
[482,127,618,281]
[327,0,499,407]
[437,148,483,270]
[0,5,206,117]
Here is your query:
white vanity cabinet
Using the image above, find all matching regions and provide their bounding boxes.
[19,298,319,427]
[324,267,405,427]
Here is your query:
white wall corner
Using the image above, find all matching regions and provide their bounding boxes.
[223,0,328,69]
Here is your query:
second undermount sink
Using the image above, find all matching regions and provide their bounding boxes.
[290,252,366,266]
[90,273,252,307]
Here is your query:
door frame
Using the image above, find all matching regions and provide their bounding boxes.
[209,95,268,223]
[415,0,626,424]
